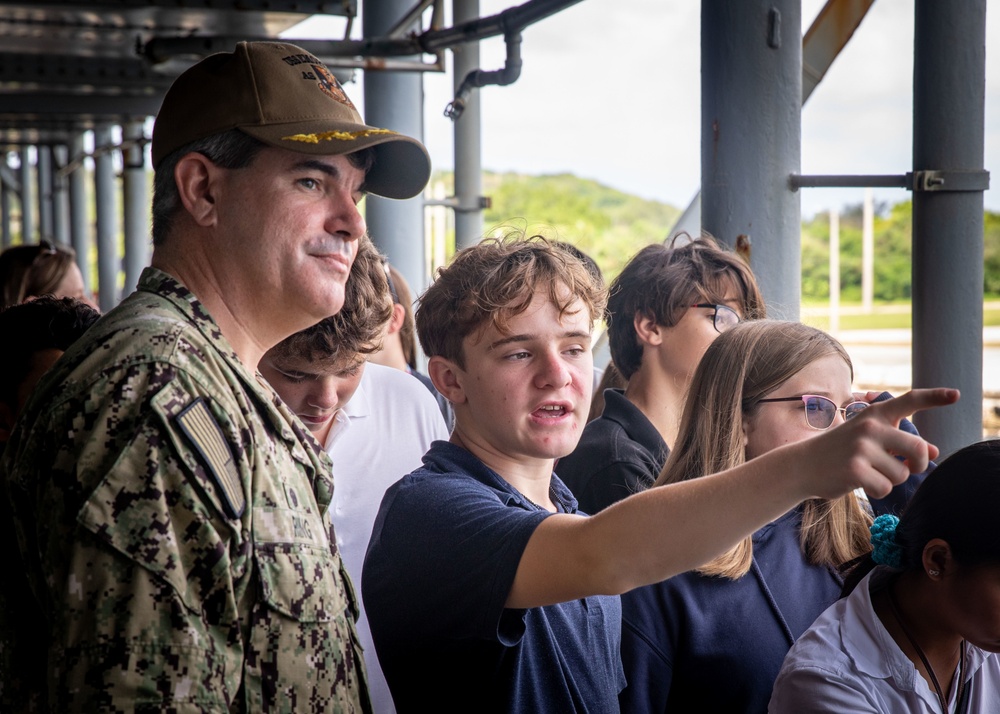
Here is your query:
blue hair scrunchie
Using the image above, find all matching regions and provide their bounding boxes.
[870,514,903,568]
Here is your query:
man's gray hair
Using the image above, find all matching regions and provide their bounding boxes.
[151,130,266,246]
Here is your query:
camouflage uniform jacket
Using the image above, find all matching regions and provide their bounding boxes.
[1,268,369,713]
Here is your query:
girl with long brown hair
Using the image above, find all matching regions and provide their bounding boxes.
[619,320,927,713]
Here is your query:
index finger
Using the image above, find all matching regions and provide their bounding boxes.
[867,388,960,424]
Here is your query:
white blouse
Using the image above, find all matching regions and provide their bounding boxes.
[769,568,1000,713]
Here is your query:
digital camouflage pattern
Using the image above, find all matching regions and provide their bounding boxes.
[1,268,370,712]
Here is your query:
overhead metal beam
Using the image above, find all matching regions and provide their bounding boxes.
[0,93,163,120]
[0,53,172,94]
[802,0,874,103]
[0,0,354,11]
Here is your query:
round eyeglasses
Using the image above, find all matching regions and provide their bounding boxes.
[756,394,869,430]
[691,303,741,334]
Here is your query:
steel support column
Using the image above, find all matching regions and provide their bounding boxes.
[94,125,119,311]
[911,0,987,456]
[1,154,10,247]
[453,0,484,250]
[69,133,91,294]
[701,0,801,319]
[51,145,70,246]
[20,147,34,244]
[122,120,149,297]
[363,0,427,296]
[37,145,54,242]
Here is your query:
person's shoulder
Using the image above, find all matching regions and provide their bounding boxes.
[68,289,207,371]
[366,362,436,400]
[562,412,654,473]
[366,363,447,417]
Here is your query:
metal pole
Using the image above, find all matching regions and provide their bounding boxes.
[861,187,874,312]
[122,120,149,297]
[94,124,120,311]
[20,147,34,243]
[829,207,840,334]
[364,0,428,296]
[69,133,92,294]
[1,153,10,247]
[701,0,802,319]
[911,0,987,457]
[453,0,484,250]
[37,144,54,241]
[51,144,70,246]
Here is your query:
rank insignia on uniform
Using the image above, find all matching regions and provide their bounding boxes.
[176,397,246,520]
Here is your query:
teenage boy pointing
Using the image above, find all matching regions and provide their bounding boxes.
[363,235,957,713]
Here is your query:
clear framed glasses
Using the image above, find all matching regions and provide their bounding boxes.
[756,394,869,430]
[691,303,741,334]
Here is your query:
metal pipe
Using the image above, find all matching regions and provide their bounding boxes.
[37,145,54,241]
[141,0,582,60]
[1,154,10,248]
[789,173,908,189]
[69,133,91,294]
[421,0,583,51]
[445,31,521,121]
[94,124,119,311]
[51,144,70,246]
[911,0,987,456]
[452,0,485,248]
[20,147,34,243]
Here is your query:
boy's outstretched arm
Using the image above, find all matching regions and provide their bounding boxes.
[507,388,959,609]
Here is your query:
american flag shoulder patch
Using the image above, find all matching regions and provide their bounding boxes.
[175,397,246,520]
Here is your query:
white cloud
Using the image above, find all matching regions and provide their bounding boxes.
[298,1,999,218]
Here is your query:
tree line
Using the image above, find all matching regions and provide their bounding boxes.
[467,171,1000,299]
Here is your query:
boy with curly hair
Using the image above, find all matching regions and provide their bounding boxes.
[363,235,954,712]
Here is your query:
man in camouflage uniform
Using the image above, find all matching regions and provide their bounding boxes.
[0,41,430,711]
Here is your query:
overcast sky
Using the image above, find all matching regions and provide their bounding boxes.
[295,1,998,218]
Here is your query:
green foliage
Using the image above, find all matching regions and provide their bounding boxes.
[803,201,1000,301]
[433,170,681,283]
[986,210,1000,295]
[432,170,999,299]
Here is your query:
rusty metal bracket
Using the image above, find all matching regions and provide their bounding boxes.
[908,169,990,192]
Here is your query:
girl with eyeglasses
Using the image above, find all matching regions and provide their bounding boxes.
[619,319,929,713]
[771,439,1000,713]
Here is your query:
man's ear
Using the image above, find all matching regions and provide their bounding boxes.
[634,312,664,347]
[174,152,223,227]
[386,303,406,336]
[427,355,467,405]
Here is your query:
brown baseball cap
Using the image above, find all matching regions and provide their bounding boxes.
[151,41,431,200]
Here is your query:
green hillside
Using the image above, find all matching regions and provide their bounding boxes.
[434,170,682,283]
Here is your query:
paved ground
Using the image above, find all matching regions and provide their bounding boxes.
[836,327,1000,438]
[838,327,1000,395]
